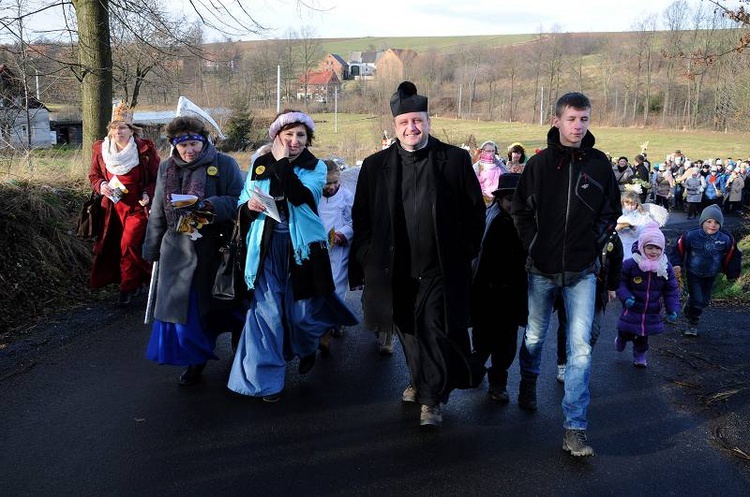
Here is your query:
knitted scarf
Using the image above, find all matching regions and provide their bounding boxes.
[102,136,139,176]
[240,155,327,290]
[632,252,669,279]
[162,143,215,228]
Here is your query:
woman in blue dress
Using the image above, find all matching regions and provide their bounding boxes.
[142,116,245,385]
[228,110,357,402]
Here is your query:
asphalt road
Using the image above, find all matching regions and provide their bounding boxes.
[1,210,748,496]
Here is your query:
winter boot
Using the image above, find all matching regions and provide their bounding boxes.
[633,351,648,367]
[563,429,595,457]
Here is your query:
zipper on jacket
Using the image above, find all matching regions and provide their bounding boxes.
[641,272,651,336]
[562,160,573,282]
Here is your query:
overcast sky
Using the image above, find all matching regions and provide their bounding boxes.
[185,0,727,41]
[2,0,734,42]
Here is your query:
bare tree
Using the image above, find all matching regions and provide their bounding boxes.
[541,29,568,117]
[109,0,200,109]
[630,16,658,126]
[240,40,284,109]
[660,0,688,127]
[3,0,271,154]
[295,25,324,108]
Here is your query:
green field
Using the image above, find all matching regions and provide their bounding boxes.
[309,112,750,167]
[2,112,748,183]
[316,34,537,55]
[226,34,537,58]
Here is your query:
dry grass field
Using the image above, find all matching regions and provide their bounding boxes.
[310,113,750,168]
[2,113,748,183]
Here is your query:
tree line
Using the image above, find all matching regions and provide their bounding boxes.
[2,0,750,155]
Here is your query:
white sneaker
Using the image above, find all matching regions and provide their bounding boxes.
[402,384,417,403]
[556,364,566,384]
[419,404,442,427]
[684,325,699,337]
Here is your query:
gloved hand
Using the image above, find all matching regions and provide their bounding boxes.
[666,312,678,324]
[176,198,208,211]
[625,297,635,308]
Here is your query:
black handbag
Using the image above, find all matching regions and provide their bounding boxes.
[76,192,104,241]
[212,213,245,300]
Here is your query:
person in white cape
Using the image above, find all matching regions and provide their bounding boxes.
[317,159,355,351]
[616,190,669,260]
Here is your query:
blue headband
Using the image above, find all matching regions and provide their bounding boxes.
[171,133,206,146]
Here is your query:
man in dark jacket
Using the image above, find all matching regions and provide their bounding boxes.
[350,81,486,429]
[511,92,621,457]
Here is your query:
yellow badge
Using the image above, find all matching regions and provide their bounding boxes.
[255,165,266,175]
[606,242,614,252]
[633,276,643,285]
[207,166,218,176]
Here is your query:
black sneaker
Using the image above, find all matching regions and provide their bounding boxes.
[262,392,282,403]
[562,429,595,457]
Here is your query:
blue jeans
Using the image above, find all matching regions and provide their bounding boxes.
[520,272,596,430]
[685,273,716,324]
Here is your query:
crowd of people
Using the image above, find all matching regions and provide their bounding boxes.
[604,150,749,218]
[84,85,744,461]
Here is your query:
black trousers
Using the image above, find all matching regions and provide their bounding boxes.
[394,275,476,406]
[472,321,519,386]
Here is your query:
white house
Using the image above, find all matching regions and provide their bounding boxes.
[0,64,53,148]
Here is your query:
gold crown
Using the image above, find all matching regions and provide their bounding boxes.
[111,102,133,123]
[507,141,525,152]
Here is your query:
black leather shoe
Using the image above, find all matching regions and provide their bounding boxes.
[178,363,206,385]
[298,353,316,374]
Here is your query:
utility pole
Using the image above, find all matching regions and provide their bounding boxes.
[334,86,338,133]
[276,64,281,113]
[458,85,463,119]
[539,86,544,126]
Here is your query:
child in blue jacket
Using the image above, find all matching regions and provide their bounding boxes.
[616,225,680,367]
[670,205,742,336]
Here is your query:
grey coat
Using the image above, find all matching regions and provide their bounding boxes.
[684,175,705,203]
[142,151,244,324]
[726,175,744,202]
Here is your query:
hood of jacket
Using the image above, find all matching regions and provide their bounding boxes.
[513,126,621,280]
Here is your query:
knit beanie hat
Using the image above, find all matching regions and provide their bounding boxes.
[699,204,724,228]
[638,223,665,254]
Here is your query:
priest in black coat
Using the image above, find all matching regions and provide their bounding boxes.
[350,82,486,429]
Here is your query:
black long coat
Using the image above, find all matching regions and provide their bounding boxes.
[471,205,528,329]
[350,136,485,331]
